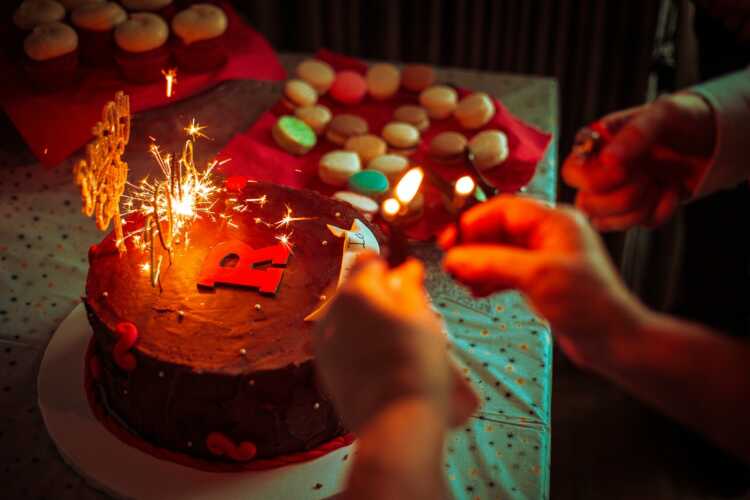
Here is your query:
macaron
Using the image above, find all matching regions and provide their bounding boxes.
[454,92,495,129]
[283,79,317,110]
[367,154,408,181]
[319,151,361,186]
[419,85,458,119]
[393,105,430,132]
[296,58,335,94]
[272,115,317,156]
[401,64,435,92]
[294,105,331,135]
[332,191,380,217]
[428,131,468,163]
[348,170,390,198]
[381,122,420,151]
[344,134,387,165]
[329,70,367,105]
[468,130,509,171]
[326,114,368,146]
[366,63,400,100]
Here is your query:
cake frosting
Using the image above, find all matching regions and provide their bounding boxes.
[171,3,227,45]
[114,12,169,53]
[13,0,66,30]
[24,22,78,61]
[121,0,173,10]
[84,182,382,462]
[71,1,127,31]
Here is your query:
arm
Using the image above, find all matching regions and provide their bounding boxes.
[442,196,750,464]
[594,309,750,463]
[345,398,449,500]
[313,256,479,500]
[562,66,750,231]
[691,66,750,197]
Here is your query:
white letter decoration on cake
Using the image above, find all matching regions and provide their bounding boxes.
[304,218,380,321]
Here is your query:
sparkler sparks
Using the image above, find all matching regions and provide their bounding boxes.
[162,68,177,98]
[273,204,315,229]
[275,232,294,253]
[120,119,221,285]
[184,118,209,140]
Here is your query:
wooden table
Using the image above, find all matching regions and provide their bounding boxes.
[0,53,562,499]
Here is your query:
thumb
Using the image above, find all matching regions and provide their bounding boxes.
[443,245,540,293]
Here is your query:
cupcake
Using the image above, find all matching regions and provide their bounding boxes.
[11,0,66,57]
[71,1,127,66]
[23,22,79,91]
[13,0,66,31]
[121,0,177,21]
[114,13,170,83]
[171,3,228,73]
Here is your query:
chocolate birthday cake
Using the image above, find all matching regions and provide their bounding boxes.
[83,181,381,466]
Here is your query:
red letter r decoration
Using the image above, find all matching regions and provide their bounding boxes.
[197,240,290,295]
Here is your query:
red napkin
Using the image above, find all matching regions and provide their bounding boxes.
[218,49,552,240]
[0,2,286,167]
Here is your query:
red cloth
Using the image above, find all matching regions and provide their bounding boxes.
[0,2,285,167]
[218,49,552,240]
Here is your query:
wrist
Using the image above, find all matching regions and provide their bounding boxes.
[347,397,449,500]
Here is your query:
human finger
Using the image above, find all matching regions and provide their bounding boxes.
[443,244,542,293]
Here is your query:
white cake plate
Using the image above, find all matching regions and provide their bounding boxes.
[38,304,354,500]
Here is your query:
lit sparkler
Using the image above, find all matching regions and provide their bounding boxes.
[162,68,177,98]
[120,119,221,286]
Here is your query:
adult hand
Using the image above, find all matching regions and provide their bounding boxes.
[562,93,715,231]
[441,196,650,371]
[313,254,478,432]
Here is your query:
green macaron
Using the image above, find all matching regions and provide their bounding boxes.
[348,170,390,198]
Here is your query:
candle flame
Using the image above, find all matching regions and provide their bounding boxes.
[395,167,424,205]
[382,198,401,216]
[162,68,177,98]
[455,175,476,196]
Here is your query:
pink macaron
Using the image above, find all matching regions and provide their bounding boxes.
[330,70,367,105]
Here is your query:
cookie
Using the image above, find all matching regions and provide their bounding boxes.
[366,63,400,100]
[326,114,368,146]
[296,58,335,94]
[468,130,509,171]
[294,105,332,135]
[283,79,317,110]
[319,150,361,186]
[332,191,380,216]
[367,154,408,181]
[428,131,468,163]
[344,134,387,165]
[330,70,367,105]
[272,115,317,155]
[454,92,495,129]
[401,64,435,92]
[419,85,458,119]
[393,105,429,132]
[381,122,420,151]
[348,170,390,198]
